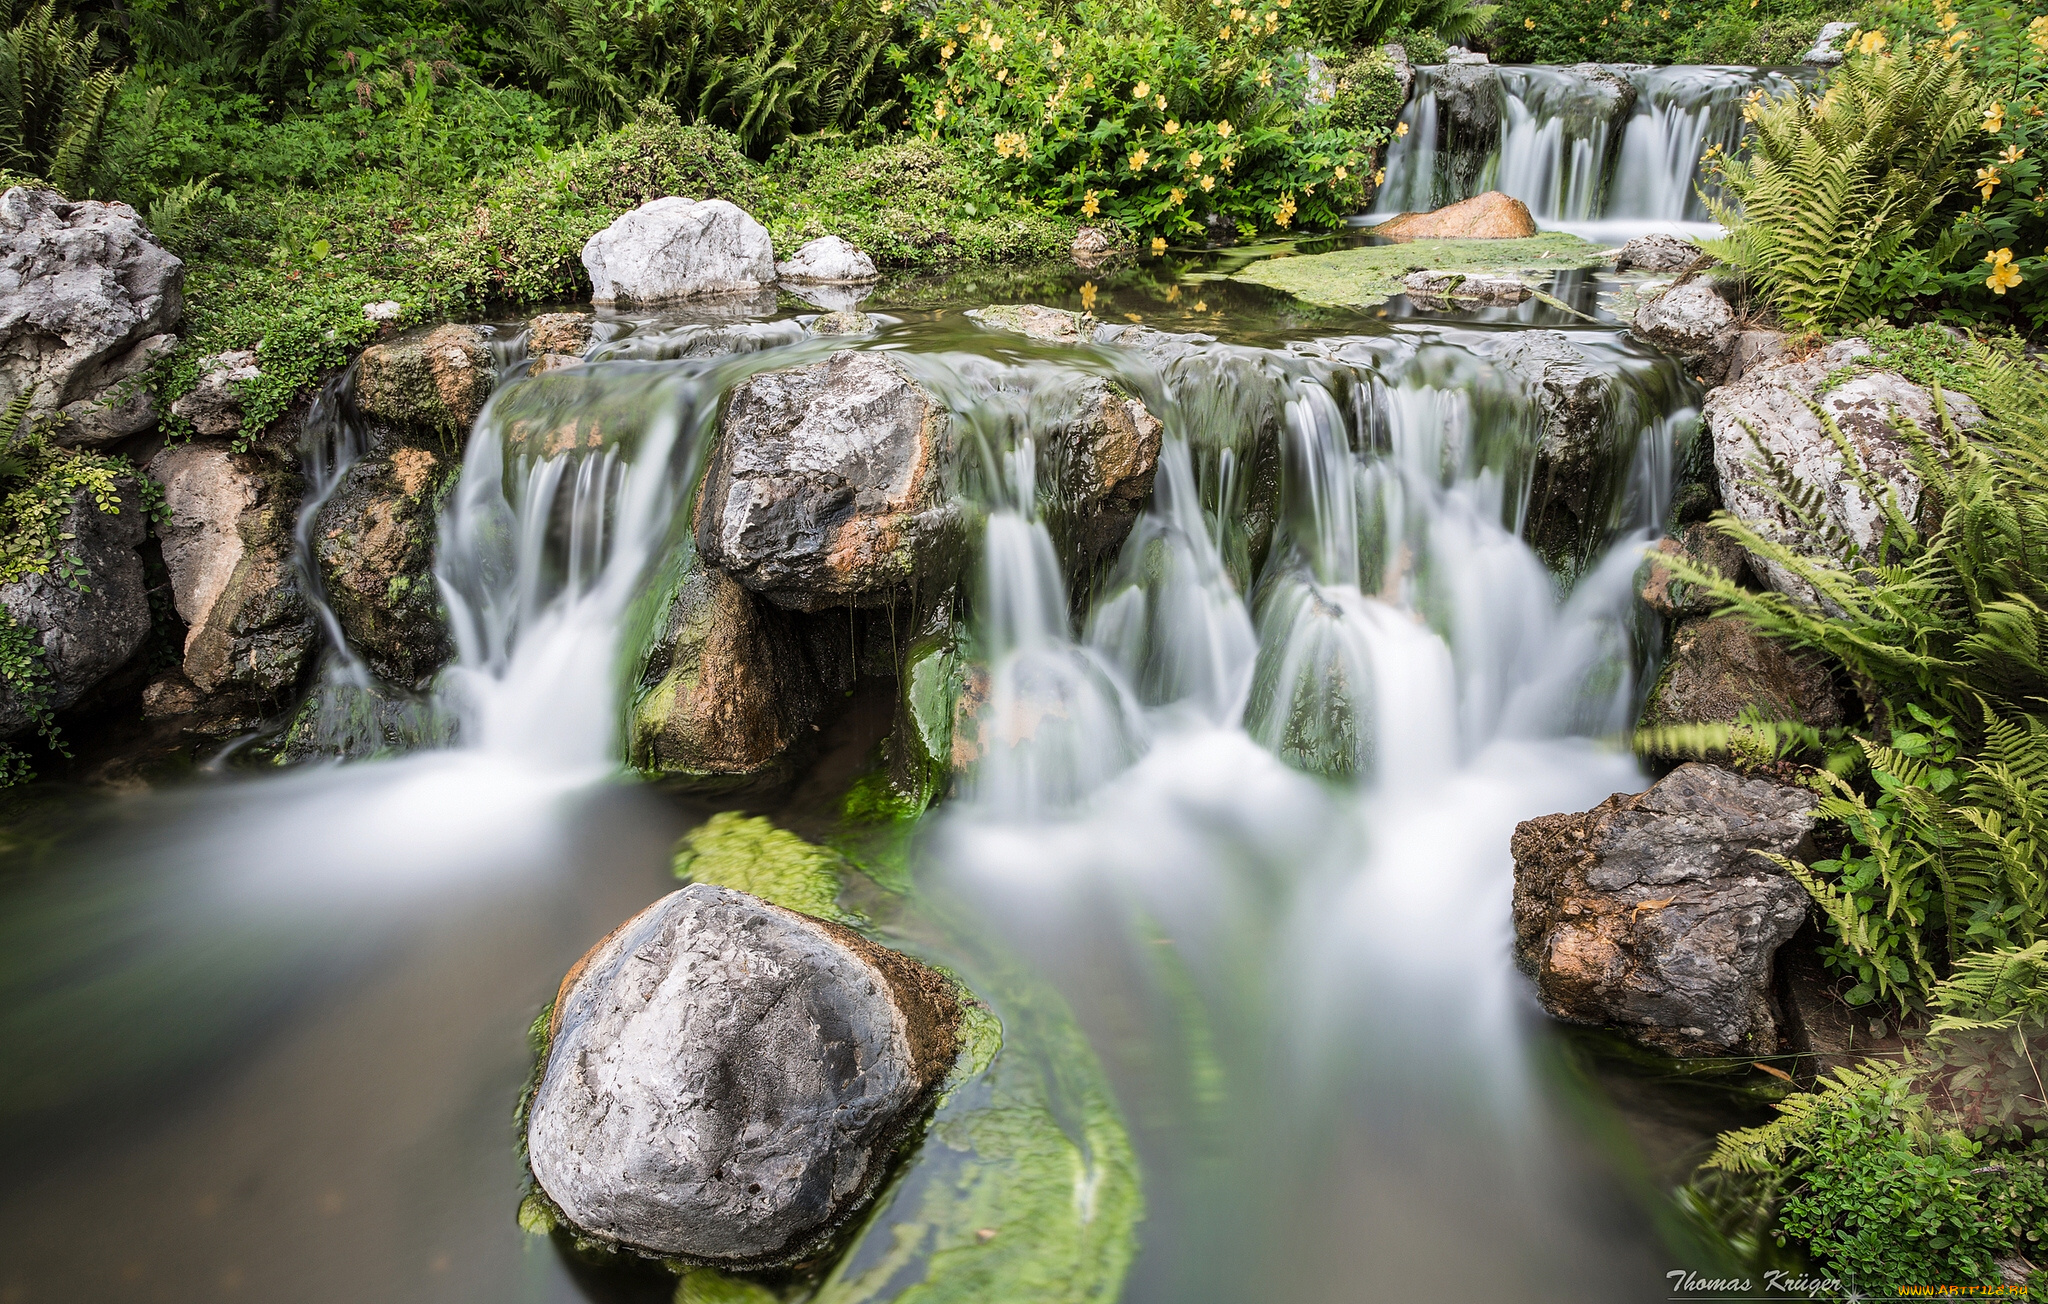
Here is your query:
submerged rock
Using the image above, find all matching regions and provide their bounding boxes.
[775,236,878,285]
[1401,269,1531,304]
[583,198,777,307]
[313,433,452,686]
[527,312,594,357]
[696,351,957,611]
[1368,192,1538,242]
[1512,762,1816,1056]
[1705,339,1982,603]
[966,302,1099,343]
[1614,233,1705,274]
[355,323,496,435]
[1641,615,1843,734]
[526,883,962,1266]
[0,482,151,737]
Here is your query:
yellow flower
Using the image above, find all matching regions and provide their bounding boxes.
[2003,145,2027,163]
[1130,148,1151,171]
[1256,66,1273,86]
[2032,14,2048,50]
[1945,30,1970,49]
[1082,190,1100,218]
[1273,192,1296,228]
[1334,165,1347,179]
[1978,165,2001,201]
[1169,187,1186,205]
[1265,10,1278,24]
[1986,248,2023,294]
[1134,80,1151,99]
[1938,9,1957,28]
[1231,6,1247,19]
[1219,154,1234,173]
[1278,0,1289,9]
[1080,280,1097,311]
[1051,39,1065,59]
[987,33,1004,51]
[1200,174,1215,191]
[956,20,970,32]
[1395,121,1408,137]
[1621,0,1632,11]
[1188,149,1205,168]
[940,40,956,59]
[1220,25,1232,37]
[1165,119,1181,135]
[1194,300,1207,311]
[1150,236,1168,254]
[934,98,949,120]
[1373,167,1385,185]
[995,67,1008,82]
[1217,120,1233,137]
[1082,73,1094,88]
[1659,7,1669,17]
[1155,94,1167,110]
[1524,15,1536,26]
[1985,103,2006,134]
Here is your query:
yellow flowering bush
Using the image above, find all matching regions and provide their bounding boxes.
[907,0,1387,241]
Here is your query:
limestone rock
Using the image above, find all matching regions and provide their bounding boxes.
[582,198,776,307]
[527,883,962,1266]
[1435,55,1501,148]
[169,349,261,438]
[808,310,879,338]
[1402,269,1531,304]
[1724,329,1788,386]
[697,351,956,611]
[53,332,176,448]
[1802,20,1860,65]
[1631,278,1737,384]
[363,300,405,324]
[1705,339,1982,603]
[1071,226,1114,263]
[0,481,151,737]
[631,560,820,780]
[1615,233,1706,274]
[775,236,878,285]
[783,282,873,314]
[314,433,451,685]
[0,187,184,425]
[1512,762,1817,1056]
[1369,192,1537,242]
[148,442,314,698]
[355,323,495,434]
[527,312,594,357]
[1639,521,1750,619]
[1642,616,1843,734]
[966,303,1098,343]
[1477,330,1612,561]
[1038,380,1164,561]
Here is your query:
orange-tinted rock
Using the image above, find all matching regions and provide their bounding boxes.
[1369,192,1538,242]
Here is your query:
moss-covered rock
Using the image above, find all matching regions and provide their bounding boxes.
[1229,233,1607,308]
[354,323,497,435]
[313,430,455,686]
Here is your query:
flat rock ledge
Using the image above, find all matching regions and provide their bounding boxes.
[526,884,962,1267]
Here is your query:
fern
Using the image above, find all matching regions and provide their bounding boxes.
[1704,1060,1912,1175]
[1929,941,2048,1037]
[0,0,124,191]
[1299,0,1496,48]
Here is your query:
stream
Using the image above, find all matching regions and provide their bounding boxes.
[1,63,1780,1304]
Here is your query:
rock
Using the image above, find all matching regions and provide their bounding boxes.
[314,434,451,685]
[363,300,405,324]
[1477,330,1612,560]
[1511,762,1817,1056]
[1630,278,1737,383]
[354,323,495,435]
[775,236,878,285]
[53,332,176,448]
[1615,233,1706,274]
[1380,43,1415,101]
[526,883,962,1266]
[140,669,204,719]
[1071,226,1114,263]
[1435,52,1500,143]
[966,303,1098,343]
[1723,329,1788,386]
[783,282,873,314]
[1802,20,1860,65]
[1776,932,1901,1081]
[169,349,261,439]
[1369,192,1537,242]
[631,560,821,781]
[1641,615,1843,734]
[0,481,151,737]
[697,351,956,611]
[527,352,581,376]
[808,310,879,337]
[1639,521,1750,619]
[0,187,184,425]
[148,442,314,698]
[1705,339,1983,602]
[582,198,776,307]
[527,312,594,357]
[1039,380,1164,562]
[1402,269,1531,304]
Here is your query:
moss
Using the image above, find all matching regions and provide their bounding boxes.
[1230,233,1609,308]
[672,811,857,923]
[674,1268,782,1304]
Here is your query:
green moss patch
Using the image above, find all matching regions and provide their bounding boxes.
[671,811,855,923]
[1229,233,1609,309]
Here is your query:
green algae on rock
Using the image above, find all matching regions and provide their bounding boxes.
[1228,234,1609,309]
[672,811,856,924]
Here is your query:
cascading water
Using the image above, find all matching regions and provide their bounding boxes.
[1370,62,1799,240]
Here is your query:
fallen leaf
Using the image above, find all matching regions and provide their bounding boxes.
[1752,1062,1793,1082]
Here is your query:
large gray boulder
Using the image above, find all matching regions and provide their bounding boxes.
[1705,339,1982,604]
[0,481,151,736]
[583,198,776,307]
[696,351,958,611]
[0,187,183,442]
[526,884,961,1266]
[1631,277,1737,383]
[1477,330,1615,564]
[1512,763,1816,1056]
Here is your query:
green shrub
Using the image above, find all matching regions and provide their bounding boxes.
[0,0,125,194]
[1298,0,1494,50]
[909,0,1388,242]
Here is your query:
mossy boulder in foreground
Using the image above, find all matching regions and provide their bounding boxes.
[527,882,962,1267]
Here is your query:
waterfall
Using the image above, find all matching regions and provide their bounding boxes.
[1370,62,1800,240]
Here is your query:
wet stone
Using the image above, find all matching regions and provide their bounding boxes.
[526,884,961,1267]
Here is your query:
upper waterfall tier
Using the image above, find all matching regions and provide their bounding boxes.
[1368,63,1799,241]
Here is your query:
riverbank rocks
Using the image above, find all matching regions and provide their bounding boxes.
[583,198,776,307]
[631,561,820,782]
[775,236,878,285]
[314,433,451,686]
[355,323,496,435]
[1802,20,1860,65]
[0,187,183,440]
[0,481,151,737]
[1641,616,1843,734]
[170,350,262,439]
[1369,192,1537,242]
[1512,763,1818,1056]
[1630,277,1737,384]
[1402,269,1532,305]
[697,351,955,611]
[1615,233,1706,274]
[526,883,962,1266]
[1639,521,1750,619]
[1071,226,1114,264]
[966,302,1099,343]
[1477,330,1613,561]
[147,442,314,698]
[1705,339,1983,604]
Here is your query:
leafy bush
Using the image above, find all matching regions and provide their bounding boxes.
[1298,0,1493,50]
[908,0,1388,242]
[1488,0,1876,64]
[0,0,125,193]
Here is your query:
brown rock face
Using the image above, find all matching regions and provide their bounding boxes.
[1642,615,1842,733]
[355,323,496,433]
[1638,522,1751,619]
[526,312,594,358]
[1369,192,1537,242]
[314,433,452,686]
[1512,763,1817,1056]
